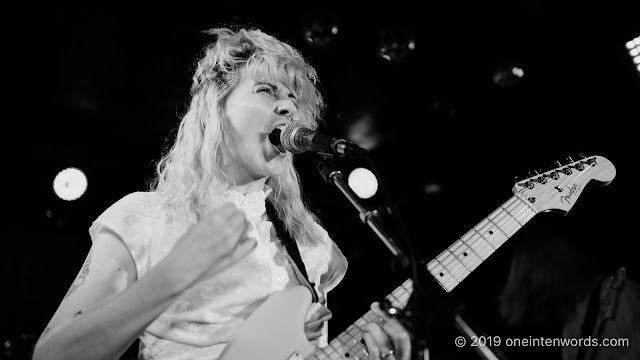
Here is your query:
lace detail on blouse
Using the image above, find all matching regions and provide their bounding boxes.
[88,189,348,360]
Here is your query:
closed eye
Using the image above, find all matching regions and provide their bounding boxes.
[254,82,298,107]
[256,86,275,96]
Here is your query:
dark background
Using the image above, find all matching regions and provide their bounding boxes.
[3,2,639,359]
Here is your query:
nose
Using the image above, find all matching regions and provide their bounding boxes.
[274,99,297,118]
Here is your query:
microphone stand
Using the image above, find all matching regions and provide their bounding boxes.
[317,155,505,360]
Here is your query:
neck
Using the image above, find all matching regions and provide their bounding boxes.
[229,177,268,195]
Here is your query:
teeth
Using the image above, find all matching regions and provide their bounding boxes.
[273,143,286,154]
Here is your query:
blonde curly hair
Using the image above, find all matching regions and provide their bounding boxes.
[150,27,328,246]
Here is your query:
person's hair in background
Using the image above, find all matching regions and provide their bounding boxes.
[498,216,601,330]
[494,216,602,360]
[150,27,326,246]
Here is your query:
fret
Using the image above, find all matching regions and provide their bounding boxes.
[388,284,411,307]
[386,293,403,309]
[316,280,413,359]
[347,326,360,338]
[445,247,471,272]
[437,256,460,283]
[463,231,493,259]
[388,294,408,309]
[449,238,483,272]
[501,197,531,230]
[436,249,470,282]
[486,217,509,239]
[328,340,343,356]
[319,279,418,359]
[311,152,613,357]
[504,197,530,223]
[514,193,537,214]
[490,209,517,248]
[427,259,458,291]
[493,205,516,230]
[353,317,367,327]
[326,327,364,360]
[500,205,520,225]
[472,227,496,249]
[450,248,472,272]
[330,347,343,360]
[319,193,545,357]
[333,342,349,359]
[426,195,540,292]
[458,235,485,263]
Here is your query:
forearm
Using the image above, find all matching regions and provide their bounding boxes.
[33,259,192,360]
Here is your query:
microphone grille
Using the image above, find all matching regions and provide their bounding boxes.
[280,122,306,154]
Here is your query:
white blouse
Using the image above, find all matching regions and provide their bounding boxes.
[89,187,348,360]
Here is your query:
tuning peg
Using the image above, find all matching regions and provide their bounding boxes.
[565,156,575,164]
[550,160,562,169]
[578,152,586,159]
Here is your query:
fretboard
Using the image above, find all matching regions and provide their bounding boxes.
[309,279,414,360]
[427,194,536,292]
[309,194,536,359]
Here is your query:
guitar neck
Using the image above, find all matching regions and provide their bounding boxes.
[310,195,536,359]
[427,194,537,292]
[309,155,614,359]
[309,279,414,360]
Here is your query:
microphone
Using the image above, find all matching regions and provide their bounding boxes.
[269,122,367,158]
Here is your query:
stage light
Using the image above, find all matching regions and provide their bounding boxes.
[378,25,416,63]
[493,65,524,87]
[53,167,87,201]
[302,17,339,48]
[512,67,524,78]
[348,167,378,199]
[424,182,443,196]
[491,57,524,87]
[627,36,640,74]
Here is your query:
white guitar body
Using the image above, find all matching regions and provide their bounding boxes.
[219,286,315,360]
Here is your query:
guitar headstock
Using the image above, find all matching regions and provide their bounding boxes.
[512,154,616,214]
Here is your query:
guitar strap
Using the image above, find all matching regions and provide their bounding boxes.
[265,200,320,303]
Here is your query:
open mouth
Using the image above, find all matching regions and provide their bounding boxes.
[269,124,288,155]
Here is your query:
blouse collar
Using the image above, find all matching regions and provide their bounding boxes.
[221,186,273,219]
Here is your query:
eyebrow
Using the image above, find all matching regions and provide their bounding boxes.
[256,81,298,102]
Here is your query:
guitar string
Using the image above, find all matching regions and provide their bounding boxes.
[430,196,531,290]
[315,159,600,360]
[431,177,551,290]
[430,157,598,290]
[315,282,413,359]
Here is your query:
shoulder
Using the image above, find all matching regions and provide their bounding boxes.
[90,191,169,239]
[100,191,165,220]
[109,191,162,211]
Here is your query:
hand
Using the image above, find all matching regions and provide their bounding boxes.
[360,302,411,360]
[305,304,332,346]
[168,203,256,285]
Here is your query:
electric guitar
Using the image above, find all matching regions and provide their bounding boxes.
[219,154,616,360]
